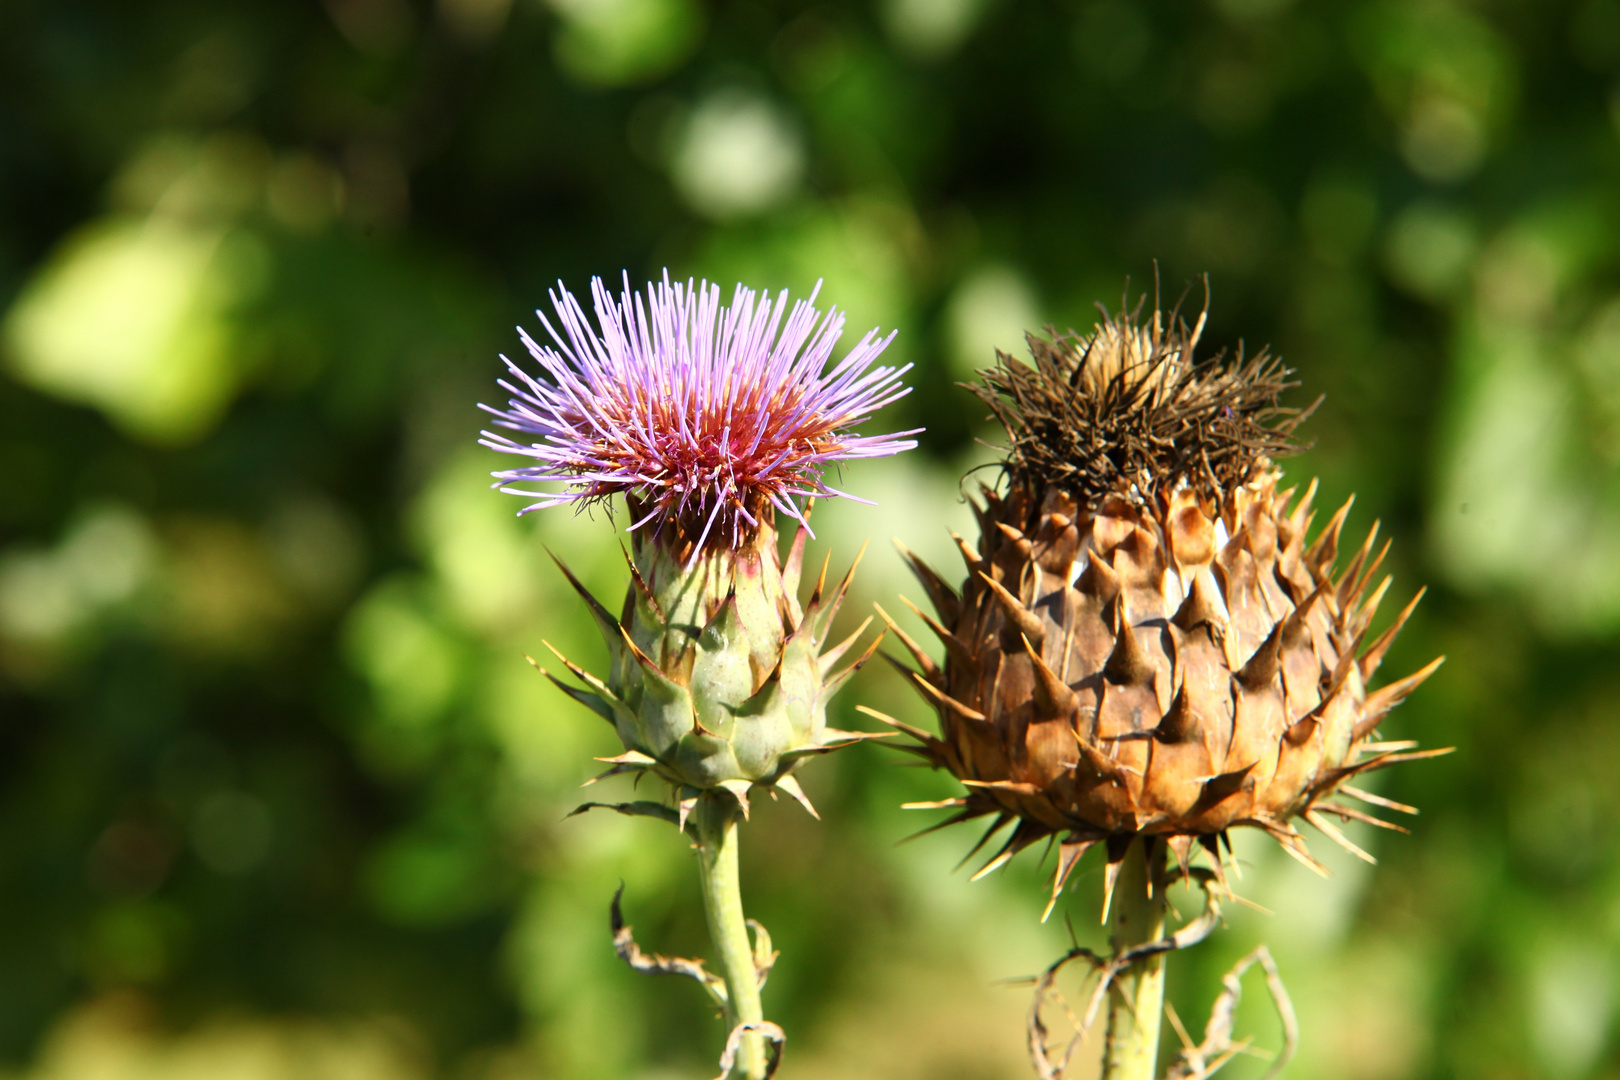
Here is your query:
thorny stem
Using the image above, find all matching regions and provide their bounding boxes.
[1103,842,1169,1080]
[692,795,767,1080]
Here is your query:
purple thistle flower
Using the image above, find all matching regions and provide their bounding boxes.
[480,272,921,554]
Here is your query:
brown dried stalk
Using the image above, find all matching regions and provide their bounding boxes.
[610,885,781,1077]
[1024,870,1295,1080]
[1163,946,1297,1080]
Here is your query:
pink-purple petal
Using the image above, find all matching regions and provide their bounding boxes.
[481,271,920,550]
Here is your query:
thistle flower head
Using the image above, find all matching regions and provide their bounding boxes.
[481,272,920,553]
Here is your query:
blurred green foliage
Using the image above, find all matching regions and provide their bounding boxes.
[1,0,1619,1078]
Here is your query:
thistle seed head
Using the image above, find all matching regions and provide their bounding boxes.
[891,290,1447,917]
[975,296,1314,508]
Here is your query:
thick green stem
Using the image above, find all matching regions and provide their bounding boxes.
[1102,841,1169,1080]
[693,796,767,1080]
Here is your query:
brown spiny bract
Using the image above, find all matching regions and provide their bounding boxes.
[884,300,1447,918]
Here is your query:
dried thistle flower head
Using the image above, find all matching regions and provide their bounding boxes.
[483,272,919,816]
[886,294,1447,919]
[975,298,1308,508]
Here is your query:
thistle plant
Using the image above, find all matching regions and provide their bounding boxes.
[880,294,1448,1079]
[481,272,918,1079]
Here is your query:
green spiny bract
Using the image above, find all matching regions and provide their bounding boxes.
[545,500,885,823]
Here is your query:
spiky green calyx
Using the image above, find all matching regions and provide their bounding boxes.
[545,504,887,822]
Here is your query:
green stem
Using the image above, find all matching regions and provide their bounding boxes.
[692,795,768,1080]
[1102,841,1169,1080]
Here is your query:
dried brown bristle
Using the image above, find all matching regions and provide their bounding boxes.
[972,295,1316,508]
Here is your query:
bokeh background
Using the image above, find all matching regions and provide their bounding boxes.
[2,0,1618,1077]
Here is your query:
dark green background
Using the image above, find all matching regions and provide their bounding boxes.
[2,0,1618,1077]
